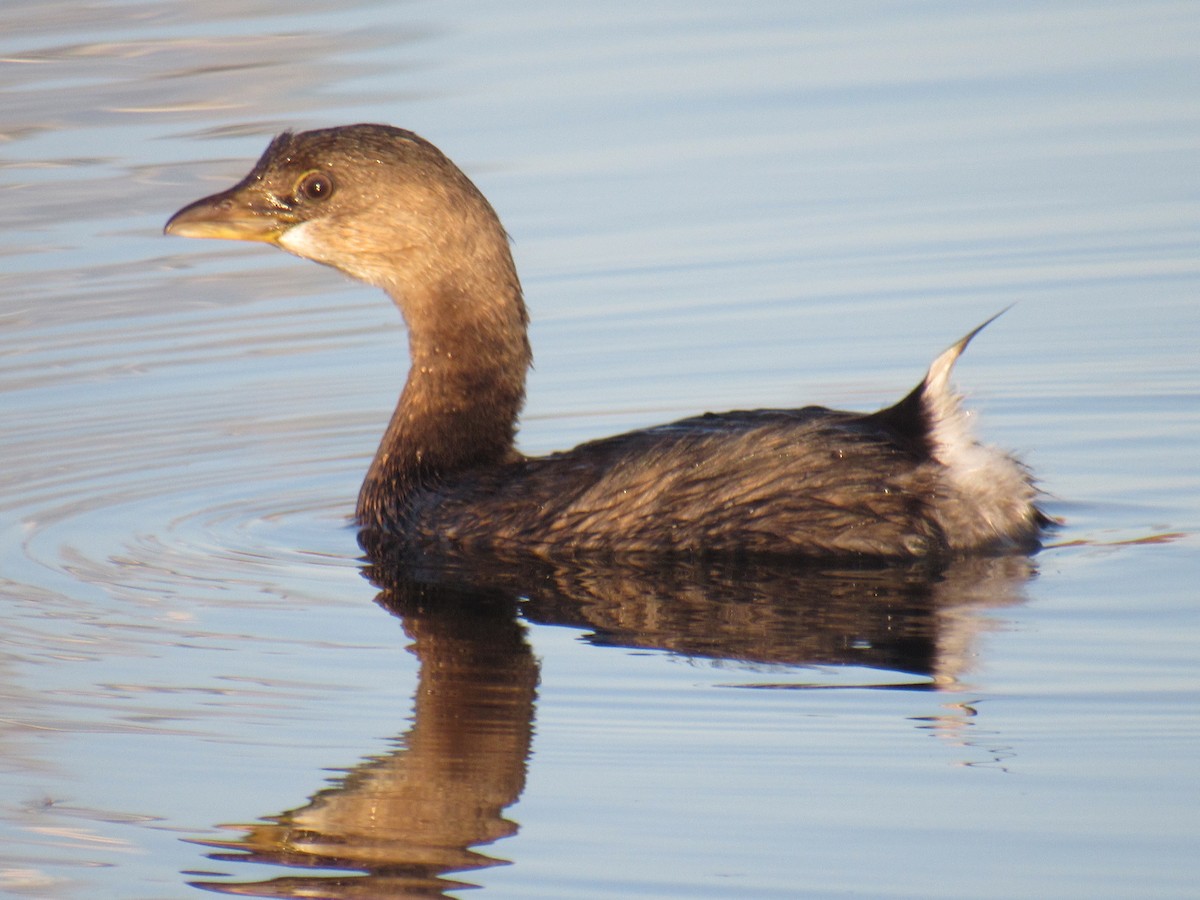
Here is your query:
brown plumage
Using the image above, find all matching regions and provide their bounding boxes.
[165,124,1046,560]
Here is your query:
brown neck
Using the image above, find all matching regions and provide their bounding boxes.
[356,275,531,529]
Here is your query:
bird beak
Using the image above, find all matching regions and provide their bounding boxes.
[164,182,295,245]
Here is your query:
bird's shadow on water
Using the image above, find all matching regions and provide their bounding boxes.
[187,544,1037,897]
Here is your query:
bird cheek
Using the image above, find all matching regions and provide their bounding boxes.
[276,220,322,259]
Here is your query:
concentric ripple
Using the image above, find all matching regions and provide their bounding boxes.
[0,260,406,732]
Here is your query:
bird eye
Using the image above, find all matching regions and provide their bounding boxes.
[296,171,334,202]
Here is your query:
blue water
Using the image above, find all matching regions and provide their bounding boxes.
[1,1,1197,897]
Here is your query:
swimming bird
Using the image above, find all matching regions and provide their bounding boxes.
[165,124,1044,560]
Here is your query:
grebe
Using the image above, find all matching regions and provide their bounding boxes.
[166,124,1044,559]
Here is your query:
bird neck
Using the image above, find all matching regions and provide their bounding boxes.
[357,274,531,527]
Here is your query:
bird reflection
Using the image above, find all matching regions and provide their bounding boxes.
[507,553,1033,682]
[189,548,1034,896]
[190,582,537,898]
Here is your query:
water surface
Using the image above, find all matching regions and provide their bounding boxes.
[1,1,1198,897]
